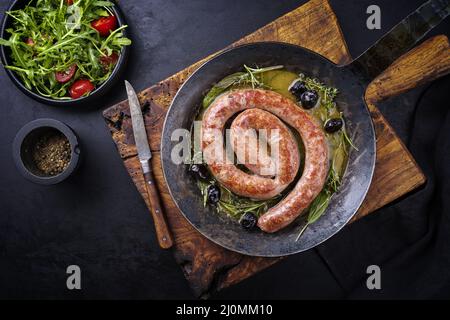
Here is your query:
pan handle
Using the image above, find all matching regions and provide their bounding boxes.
[351,0,449,81]
[365,35,450,103]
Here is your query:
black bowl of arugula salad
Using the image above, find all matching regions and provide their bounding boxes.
[0,0,131,106]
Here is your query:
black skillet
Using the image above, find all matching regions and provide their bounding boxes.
[161,0,449,257]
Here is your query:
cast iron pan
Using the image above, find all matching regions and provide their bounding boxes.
[161,0,449,257]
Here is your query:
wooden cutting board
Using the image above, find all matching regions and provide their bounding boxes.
[102,0,450,298]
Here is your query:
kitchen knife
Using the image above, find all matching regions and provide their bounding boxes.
[125,80,173,249]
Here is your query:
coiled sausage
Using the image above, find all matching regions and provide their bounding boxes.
[201,89,329,233]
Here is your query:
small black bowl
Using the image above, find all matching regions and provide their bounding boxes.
[0,0,130,106]
[13,119,81,185]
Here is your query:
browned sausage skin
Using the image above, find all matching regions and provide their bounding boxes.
[201,89,329,233]
[230,108,300,181]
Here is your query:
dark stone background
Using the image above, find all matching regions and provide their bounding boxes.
[0,0,449,299]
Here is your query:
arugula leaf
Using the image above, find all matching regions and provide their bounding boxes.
[93,1,115,7]
[0,38,11,46]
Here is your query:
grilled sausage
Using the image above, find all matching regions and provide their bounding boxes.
[230,108,300,181]
[201,89,329,233]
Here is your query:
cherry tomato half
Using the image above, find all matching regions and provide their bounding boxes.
[91,15,117,37]
[99,52,119,69]
[69,79,95,99]
[25,38,35,46]
[55,64,77,83]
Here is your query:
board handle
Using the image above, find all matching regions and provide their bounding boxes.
[352,0,449,81]
[365,35,450,103]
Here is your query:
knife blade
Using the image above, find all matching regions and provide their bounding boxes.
[125,80,173,249]
[125,81,152,166]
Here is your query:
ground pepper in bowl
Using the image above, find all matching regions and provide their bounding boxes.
[31,131,71,176]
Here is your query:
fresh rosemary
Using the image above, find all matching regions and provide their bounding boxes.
[299,73,338,110]
[202,65,283,109]
[197,177,281,220]
[218,186,281,219]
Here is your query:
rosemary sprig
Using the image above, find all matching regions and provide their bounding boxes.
[299,73,338,110]
[243,64,283,89]
[197,178,280,220]
[218,200,270,219]
[202,65,283,109]
[341,124,358,151]
[218,186,280,219]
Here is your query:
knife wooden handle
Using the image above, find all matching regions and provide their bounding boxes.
[143,166,174,249]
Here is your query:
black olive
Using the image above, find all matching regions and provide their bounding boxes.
[324,118,344,133]
[207,185,221,204]
[289,80,308,99]
[240,212,257,230]
[189,164,210,180]
[300,90,319,109]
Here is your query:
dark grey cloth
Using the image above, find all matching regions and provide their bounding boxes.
[318,76,450,299]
